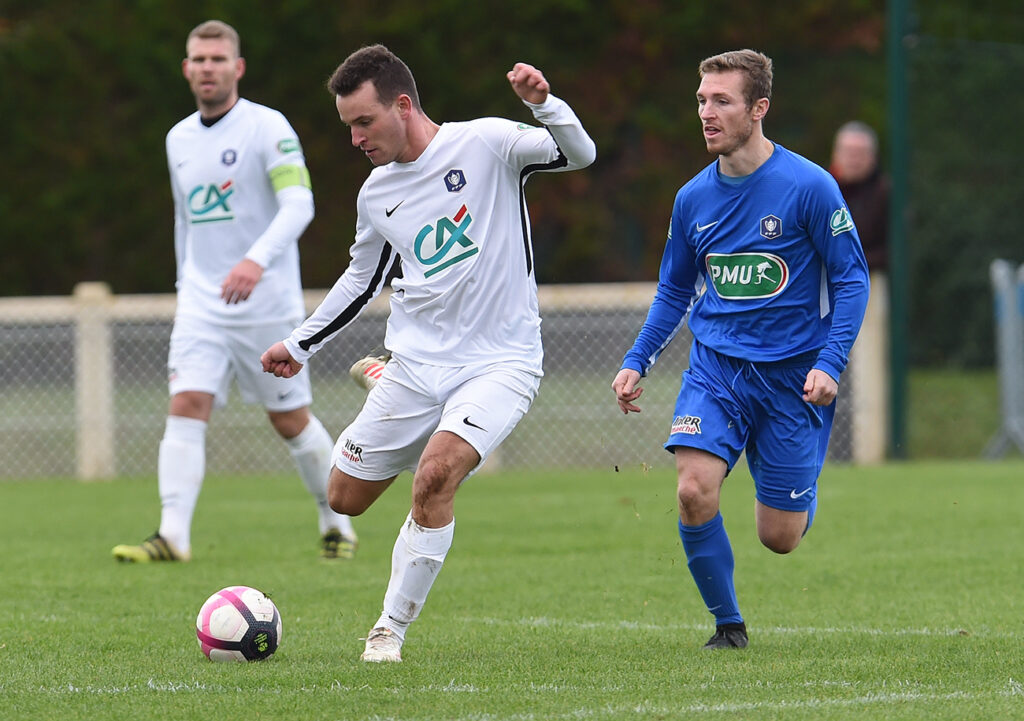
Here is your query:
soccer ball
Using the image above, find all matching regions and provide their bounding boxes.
[195,585,282,662]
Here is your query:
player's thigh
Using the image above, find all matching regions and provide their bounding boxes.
[754,499,807,553]
[328,466,396,516]
[167,316,232,405]
[332,363,443,481]
[227,321,312,411]
[434,364,541,478]
[747,364,834,512]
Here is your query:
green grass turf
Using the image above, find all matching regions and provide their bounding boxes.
[2,462,1023,720]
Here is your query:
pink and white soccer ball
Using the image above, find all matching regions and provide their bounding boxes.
[195,585,282,662]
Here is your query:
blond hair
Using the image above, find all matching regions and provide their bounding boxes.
[186,20,240,57]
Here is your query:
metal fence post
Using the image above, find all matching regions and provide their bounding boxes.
[984,260,1024,458]
[74,282,116,479]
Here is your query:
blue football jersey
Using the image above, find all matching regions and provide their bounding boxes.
[623,144,869,381]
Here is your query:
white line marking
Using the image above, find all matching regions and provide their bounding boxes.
[462,615,1008,638]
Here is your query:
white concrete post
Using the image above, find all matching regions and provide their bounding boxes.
[850,272,890,464]
[74,282,115,479]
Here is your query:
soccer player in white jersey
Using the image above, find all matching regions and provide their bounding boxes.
[261,45,595,662]
[112,20,357,563]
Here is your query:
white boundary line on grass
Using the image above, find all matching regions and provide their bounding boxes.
[464,615,1013,639]
[24,686,1021,721]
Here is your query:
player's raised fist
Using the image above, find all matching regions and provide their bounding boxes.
[507,63,549,104]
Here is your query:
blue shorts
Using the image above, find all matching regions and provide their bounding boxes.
[665,340,835,512]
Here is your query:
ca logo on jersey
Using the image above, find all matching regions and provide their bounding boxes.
[705,252,789,299]
[830,207,855,236]
[188,180,234,224]
[414,204,479,278]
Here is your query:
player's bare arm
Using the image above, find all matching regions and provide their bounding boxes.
[261,341,303,379]
[221,258,264,304]
[612,368,644,414]
[507,63,549,104]
[802,369,838,406]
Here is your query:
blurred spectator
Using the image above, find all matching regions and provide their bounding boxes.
[830,121,889,273]
[828,121,890,464]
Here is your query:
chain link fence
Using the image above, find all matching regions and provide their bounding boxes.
[0,282,872,480]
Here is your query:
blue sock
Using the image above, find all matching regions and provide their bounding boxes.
[803,494,818,536]
[678,513,742,626]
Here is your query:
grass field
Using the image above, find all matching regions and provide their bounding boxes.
[3,462,1023,720]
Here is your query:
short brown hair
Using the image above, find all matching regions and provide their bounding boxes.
[186,20,240,57]
[327,44,421,110]
[699,49,773,108]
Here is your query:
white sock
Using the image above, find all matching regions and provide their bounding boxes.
[285,414,354,537]
[157,416,207,554]
[376,512,455,642]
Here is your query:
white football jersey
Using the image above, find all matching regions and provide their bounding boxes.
[286,94,595,374]
[167,98,313,325]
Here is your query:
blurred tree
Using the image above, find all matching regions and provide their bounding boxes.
[0,0,887,298]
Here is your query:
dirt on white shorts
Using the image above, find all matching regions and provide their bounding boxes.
[333,355,541,481]
[167,315,311,411]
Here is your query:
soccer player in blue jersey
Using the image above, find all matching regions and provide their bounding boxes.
[611,49,870,650]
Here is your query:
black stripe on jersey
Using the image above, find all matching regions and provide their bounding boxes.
[519,140,569,275]
[298,242,398,351]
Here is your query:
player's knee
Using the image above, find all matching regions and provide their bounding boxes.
[268,407,309,439]
[676,476,713,517]
[327,477,369,516]
[758,527,801,554]
[412,457,458,509]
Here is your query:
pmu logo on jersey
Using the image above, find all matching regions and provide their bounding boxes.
[760,214,782,239]
[830,207,855,236]
[705,252,789,299]
[187,180,234,224]
[414,204,478,278]
[671,415,702,435]
[443,168,467,192]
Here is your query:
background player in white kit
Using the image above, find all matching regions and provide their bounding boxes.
[261,45,596,662]
[113,20,357,563]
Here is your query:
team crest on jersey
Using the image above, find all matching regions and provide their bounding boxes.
[415,204,478,278]
[444,169,467,192]
[760,214,782,239]
[221,149,237,165]
[187,180,234,223]
[830,207,855,236]
[705,252,789,299]
[671,415,702,435]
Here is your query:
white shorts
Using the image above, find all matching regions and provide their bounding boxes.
[333,356,541,481]
[167,315,311,411]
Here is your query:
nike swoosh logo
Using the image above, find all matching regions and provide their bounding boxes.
[695,220,719,232]
[385,200,405,217]
[462,416,486,431]
[790,487,813,499]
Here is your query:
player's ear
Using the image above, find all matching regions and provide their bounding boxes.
[752,97,769,122]
[395,94,413,118]
[235,56,246,82]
